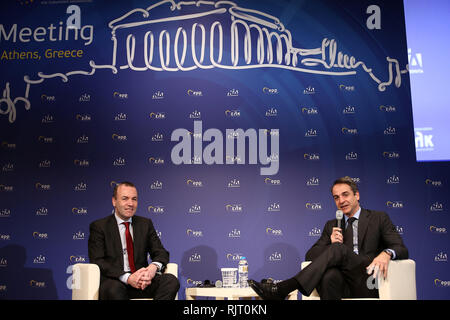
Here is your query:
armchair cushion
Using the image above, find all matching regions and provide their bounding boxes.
[72,262,178,300]
[300,259,416,300]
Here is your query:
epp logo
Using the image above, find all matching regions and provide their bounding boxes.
[266,227,283,236]
[35,183,51,191]
[0,184,13,192]
[29,280,46,288]
[113,91,128,99]
[425,179,442,187]
[33,231,48,239]
[434,279,450,288]
[186,229,203,237]
[430,226,447,234]
[0,234,11,240]
[264,178,281,185]
[186,179,203,187]
[187,89,203,96]
[339,84,355,91]
[40,94,56,102]
[112,133,127,141]
[341,127,358,135]
[186,278,203,286]
[262,87,278,94]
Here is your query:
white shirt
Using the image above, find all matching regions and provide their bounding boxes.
[344,207,396,259]
[344,207,361,255]
[113,213,163,284]
[114,213,134,284]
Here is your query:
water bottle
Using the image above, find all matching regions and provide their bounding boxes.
[238,256,249,288]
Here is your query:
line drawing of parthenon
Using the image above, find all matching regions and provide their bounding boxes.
[1,0,409,123]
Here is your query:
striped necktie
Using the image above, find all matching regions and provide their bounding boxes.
[344,217,357,252]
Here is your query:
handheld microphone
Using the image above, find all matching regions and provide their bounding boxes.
[336,210,343,229]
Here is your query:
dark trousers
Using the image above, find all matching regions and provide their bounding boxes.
[99,273,180,300]
[294,243,378,300]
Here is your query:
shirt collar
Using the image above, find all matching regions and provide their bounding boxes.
[113,211,132,225]
[344,207,361,222]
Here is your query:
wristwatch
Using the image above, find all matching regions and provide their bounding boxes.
[383,249,393,257]
[151,262,163,272]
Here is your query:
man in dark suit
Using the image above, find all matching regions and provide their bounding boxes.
[88,181,179,300]
[248,176,408,300]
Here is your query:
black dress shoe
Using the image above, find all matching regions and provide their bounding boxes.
[248,279,286,300]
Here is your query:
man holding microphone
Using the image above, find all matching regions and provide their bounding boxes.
[249,176,408,300]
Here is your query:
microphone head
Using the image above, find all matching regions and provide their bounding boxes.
[336,210,343,220]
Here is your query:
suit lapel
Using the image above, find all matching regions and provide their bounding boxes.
[108,215,124,270]
[131,217,142,263]
[357,208,370,252]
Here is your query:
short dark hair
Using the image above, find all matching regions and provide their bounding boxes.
[331,176,358,194]
[112,181,136,198]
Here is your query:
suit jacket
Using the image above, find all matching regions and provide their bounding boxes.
[305,208,408,265]
[88,214,169,280]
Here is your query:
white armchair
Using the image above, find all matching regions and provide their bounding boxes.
[300,259,416,300]
[71,263,178,300]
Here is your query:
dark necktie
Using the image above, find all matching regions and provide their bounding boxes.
[122,222,136,273]
[344,217,357,252]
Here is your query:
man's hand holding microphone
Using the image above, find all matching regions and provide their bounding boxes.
[331,210,344,243]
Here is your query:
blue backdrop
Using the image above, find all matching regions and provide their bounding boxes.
[0,0,449,300]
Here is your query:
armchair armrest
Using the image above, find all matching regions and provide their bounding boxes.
[300,259,417,300]
[378,259,416,300]
[71,262,179,300]
[71,263,100,300]
[164,262,178,278]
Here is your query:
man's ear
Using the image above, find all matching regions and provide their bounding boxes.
[112,196,116,208]
[355,191,360,201]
